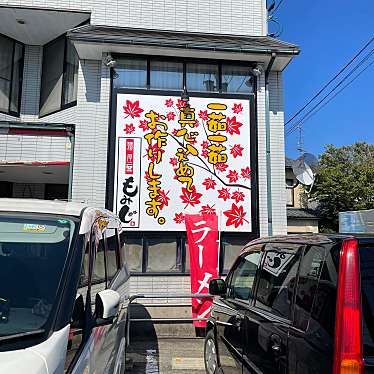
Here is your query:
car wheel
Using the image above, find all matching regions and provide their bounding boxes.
[204,330,218,374]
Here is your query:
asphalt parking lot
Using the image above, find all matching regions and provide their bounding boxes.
[126,337,206,374]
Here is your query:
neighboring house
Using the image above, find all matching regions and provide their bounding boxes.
[0,1,299,297]
[285,157,320,233]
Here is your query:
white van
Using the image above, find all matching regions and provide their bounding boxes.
[0,199,130,374]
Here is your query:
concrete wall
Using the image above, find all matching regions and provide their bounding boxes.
[287,219,319,234]
[0,0,268,36]
[0,134,70,162]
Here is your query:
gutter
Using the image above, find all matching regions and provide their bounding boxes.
[264,52,276,236]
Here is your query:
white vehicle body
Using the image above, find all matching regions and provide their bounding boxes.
[0,199,130,374]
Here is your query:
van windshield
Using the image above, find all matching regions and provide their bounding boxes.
[0,214,76,337]
[359,244,374,356]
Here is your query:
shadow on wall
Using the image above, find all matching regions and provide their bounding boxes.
[81,60,102,103]
[126,304,160,374]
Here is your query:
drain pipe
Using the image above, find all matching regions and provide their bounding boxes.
[265,52,276,237]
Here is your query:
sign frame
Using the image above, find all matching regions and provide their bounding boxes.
[106,87,259,237]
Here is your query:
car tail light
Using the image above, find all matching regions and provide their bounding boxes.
[333,239,363,374]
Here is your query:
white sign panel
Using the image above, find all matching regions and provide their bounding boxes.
[114,94,253,232]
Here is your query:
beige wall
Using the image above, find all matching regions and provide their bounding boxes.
[286,168,308,209]
[287,219,319,234]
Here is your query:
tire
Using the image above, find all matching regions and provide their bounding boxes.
[204,329,219,374]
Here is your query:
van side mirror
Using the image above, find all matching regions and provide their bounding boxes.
[94,289,120,326]
[209,278,227,296]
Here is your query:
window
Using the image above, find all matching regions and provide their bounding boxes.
[286,179,295,207]
[91,236,106,312]
[113,58,147,89]
[112,57,254,95]
[222,238,248,272]
[293,245,326,330]
[255,243,301,319]
[0,34,24,116]
[65,238,89,371]
[146,237,182,272]
[150,60,183,90]
[119,232,254,274]
[105,229,120,281]
[120,234,143,273]
[222,64,253,93]
[227,251,261,301]
[186,62,219,92]
[40,35,78,117]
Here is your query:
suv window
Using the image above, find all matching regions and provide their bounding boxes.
[293,245,326,330]
[255,243,301,319]
[359,243,374,356]
[105,228,120,282]
[227,251,262,301]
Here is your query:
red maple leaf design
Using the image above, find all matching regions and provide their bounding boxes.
[123,100,144,119]
[215,163,228,173]
[156,189,170,210]
[172,129,179,136]
[218,187,231,201]
[227,170,239,183]
[169,157,178,167]
[124,123,135,134]
[176,99,187,110]
[198,110,209,121]
[241,167,251,180]
[202,177,217,190]
[200,204,216,215]
[201,140,210,149]
[232,103,243,114]
[173,212,185,224]
[165,98,174,108]
[179,186,202,208]
[194,119,200,128]
[201,149,209,158]
[224,203,249,228]
[231,190,245,204]
[146,144,165,163]
[230,144,244,158]
[144,171,151,182]
[139,119,149,132]
[166,111,176,121]
[226,116,243,135]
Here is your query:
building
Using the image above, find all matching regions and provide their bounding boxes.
[0,1,299,295]
[285,157,320,233]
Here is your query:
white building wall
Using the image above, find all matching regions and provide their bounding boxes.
[0,0,267,36]
[71,58,111,207]
[268,71,287,235]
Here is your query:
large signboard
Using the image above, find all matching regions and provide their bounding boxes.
[114,93,253,232]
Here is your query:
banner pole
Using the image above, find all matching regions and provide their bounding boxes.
[217,210,221,275]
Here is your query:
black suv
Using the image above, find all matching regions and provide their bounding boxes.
[205,234,374,374]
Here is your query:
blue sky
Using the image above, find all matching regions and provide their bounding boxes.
[271,0,374,159]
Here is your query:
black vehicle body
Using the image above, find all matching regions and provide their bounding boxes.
[206,234,374,374]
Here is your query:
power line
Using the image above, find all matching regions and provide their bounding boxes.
[286,57,374,137]
[284,37,374,126]
[273,0,285,13]
[286,47,374,136]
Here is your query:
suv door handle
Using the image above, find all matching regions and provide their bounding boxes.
[270,334,282,354]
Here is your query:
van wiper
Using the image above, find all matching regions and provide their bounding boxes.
[0,329,45,342]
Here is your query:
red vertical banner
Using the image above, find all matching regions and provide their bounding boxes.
[185,214,219,328]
